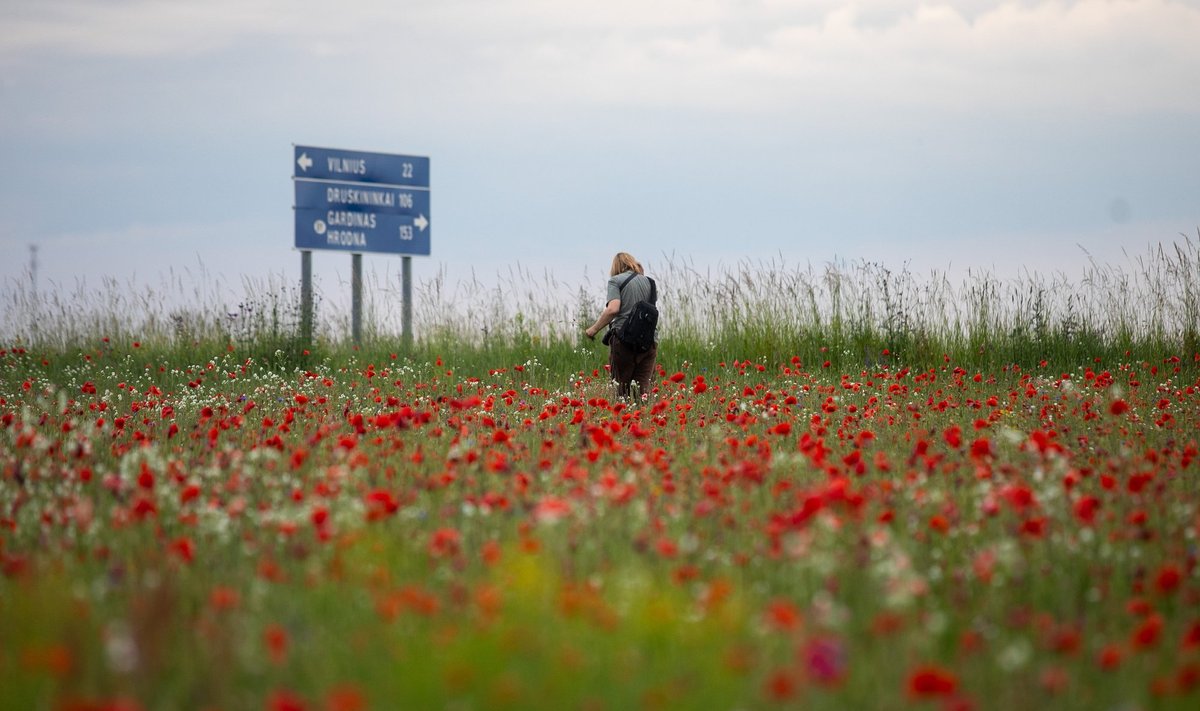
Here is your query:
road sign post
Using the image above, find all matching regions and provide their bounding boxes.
[300,250,313,345]
[351,253,362,345]
[402,256,412,349]
[293,145,430,346]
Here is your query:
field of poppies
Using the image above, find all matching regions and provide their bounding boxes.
[1,332,1197,711]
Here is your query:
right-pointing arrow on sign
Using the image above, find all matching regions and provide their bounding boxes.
[414,214,429,232]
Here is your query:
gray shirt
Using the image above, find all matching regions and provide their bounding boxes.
[606,271,654,334]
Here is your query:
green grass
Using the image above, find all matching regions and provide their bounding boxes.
[4,235,1198,371]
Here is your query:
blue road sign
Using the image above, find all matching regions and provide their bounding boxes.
[294,207,431,256]
[293,145,430,255]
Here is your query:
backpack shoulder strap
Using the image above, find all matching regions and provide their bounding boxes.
[646,277,656,304]
[616,272,638,294]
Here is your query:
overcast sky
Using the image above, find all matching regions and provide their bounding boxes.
[1,0,1198,312]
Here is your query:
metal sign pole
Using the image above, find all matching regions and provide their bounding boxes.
[402,256,413,349]
[300,250,313,345]
[351,253,363,345]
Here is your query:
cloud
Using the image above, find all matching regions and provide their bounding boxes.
[1,1,269,58]
[4,1,1197,123]
[478,0,1200,117]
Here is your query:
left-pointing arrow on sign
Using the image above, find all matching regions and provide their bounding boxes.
[297,153,313,172]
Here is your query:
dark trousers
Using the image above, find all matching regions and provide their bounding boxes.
[609,339,658,399]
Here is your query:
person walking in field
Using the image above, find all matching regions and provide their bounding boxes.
[585,252,659,399]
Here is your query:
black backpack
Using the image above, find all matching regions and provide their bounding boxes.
[614,273,658,352]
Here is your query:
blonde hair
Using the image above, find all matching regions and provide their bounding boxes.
[610,252,644,277]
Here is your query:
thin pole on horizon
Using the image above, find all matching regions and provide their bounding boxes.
[29,244,38,298]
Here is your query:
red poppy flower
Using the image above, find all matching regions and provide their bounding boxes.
[264,624,289,665]
[763,599,801,632]
[209,586,240,612]
[907,664,958,697]
[428,528,461,558]
[764,669,797,701]
[267,689,307,711]
[1131,614,1164,650]
[364,489,399,520]
[1073,496,1101,525]
[1183,620,1200,649]
[325,685,366,711]
[169,537,194,564]
[1097,644,1122,670]
[1154,564,1182,595]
